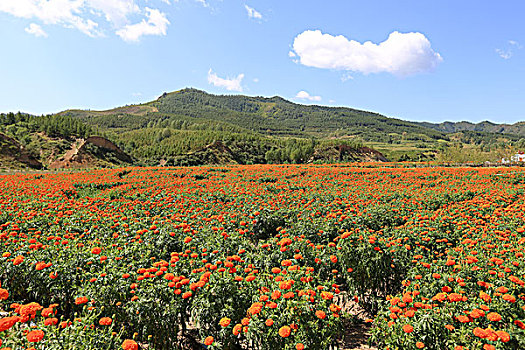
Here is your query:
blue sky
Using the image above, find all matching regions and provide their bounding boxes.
[0,0,524,124]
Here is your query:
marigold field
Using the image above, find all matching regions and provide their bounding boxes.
[1,164,525,350]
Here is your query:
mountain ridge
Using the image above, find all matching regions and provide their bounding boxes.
[1,88,523,168]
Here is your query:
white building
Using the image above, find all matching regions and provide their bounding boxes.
[511,152,525,162]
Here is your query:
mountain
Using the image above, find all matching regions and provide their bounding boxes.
[59,88,457,164]
[417,120,525,136]
[1,88,523,169]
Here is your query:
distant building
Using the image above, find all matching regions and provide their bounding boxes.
[511,151,525,162]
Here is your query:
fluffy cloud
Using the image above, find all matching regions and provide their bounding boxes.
[290,30,443,77]
[0,0,169,41]
[245,5,262,19]
[295,91,321,102]
[208,69,244,92]
[116,8,169,42]
[25,23,47,37]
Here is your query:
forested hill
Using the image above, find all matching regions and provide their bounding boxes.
[153,88,450,141]
[64,88,449,142]
[416,120,525,136]
[2,88,523,169]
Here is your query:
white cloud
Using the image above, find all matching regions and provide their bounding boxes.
[0,0,102,36]
[195,0,208,7]
[208,69,244,92]
[25,23,47,37]
[496,40,522,59]
[0,0,169,41]
[290,30,443,77]
[295,91,322,102]
[116,7,169,42]
[245,5,262,19]
[86,0,140,27]
[341,72,354,82]
[253,78,259,83]
[496,48,512,60]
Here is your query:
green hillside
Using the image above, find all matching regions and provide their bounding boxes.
[2,88,524,168]
[60,88,456,164]
[417,120,525,136]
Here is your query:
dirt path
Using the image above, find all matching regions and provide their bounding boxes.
[341,322,377,350]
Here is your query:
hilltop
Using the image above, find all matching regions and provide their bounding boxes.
[1,88,523,169]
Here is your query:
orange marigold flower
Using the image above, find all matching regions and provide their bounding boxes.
[27,330,44,343]
[271,290,282,299]
[265,318,274,326]
[479,291,491,303]
[75,297,89,305]
[502,294,516,303]
[91,247,102,254]
[232,323,242,336]
[448,293,463,302]
[204,336,214,345]
[416,342,425,349]
[496,330,510,342]
[0,316,19,332]
[219,317,231,327]
[19,302,42,317]
[514,319,525,329]
[0,288,8,301]
[487,312,502,322]
[296,343,305,350]
[41,307,54,317]
[44,318,58,326]
[122,339,138,350]
[496,286,508,293]
[281,260,292,267]
[99,317,112,326]
[315,310,326,319]
[402,294,413,303]
[13,255,24,265]
[470,309,485,319]
[402,324,414,333]
[473,327,487,338]
[279,325,291,338]
[321,291,334,300]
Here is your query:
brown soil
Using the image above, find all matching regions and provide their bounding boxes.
[341,321,377,350]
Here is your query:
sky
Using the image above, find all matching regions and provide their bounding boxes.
[0,0,525,124]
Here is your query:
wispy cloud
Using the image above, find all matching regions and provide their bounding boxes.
[116,8,169,42]
[496,40,522,59]
[25,23,47,38]
[245,5,262,19]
